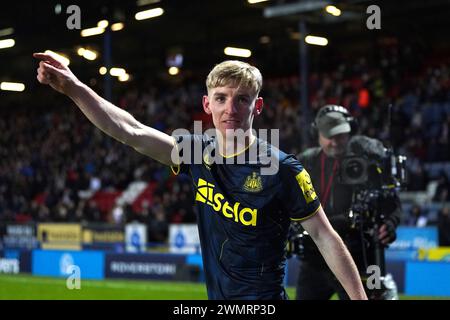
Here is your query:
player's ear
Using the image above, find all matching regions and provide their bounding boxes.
[254,97,264,115]
[202,95,212,115]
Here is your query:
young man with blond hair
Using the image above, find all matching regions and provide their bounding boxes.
[34,52,367,300]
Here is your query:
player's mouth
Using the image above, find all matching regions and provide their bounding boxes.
[222,119,241,124]
[222,119,241,130]
[222,119,241,127]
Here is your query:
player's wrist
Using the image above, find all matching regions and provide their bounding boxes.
[65,79,85,99]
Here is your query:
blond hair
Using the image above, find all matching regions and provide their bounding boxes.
[206,60,263,96]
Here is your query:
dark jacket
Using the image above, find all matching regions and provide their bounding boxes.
[296,145,402,267]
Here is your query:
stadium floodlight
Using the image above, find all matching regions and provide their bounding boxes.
[81,27,105,37]
[110,67,127,77]
[118,73,130,82]
[99,67,108,75]
[111,23,124,31]
[248,0,270,4]
[0,39,15,49]
[44,50,70,66]
[135,8,164,20]
[305,35,328,46]
[325,5,341,16]
[1,82,25,92]
[168,67,179,76]
[83,49,97,61]
[224,47,252,58]
[97,20,109,29]
[77,48,98,61]
[264,0,330,18]
[0,28,14,37]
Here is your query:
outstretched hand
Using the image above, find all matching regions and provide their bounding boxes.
[33,52,79,95]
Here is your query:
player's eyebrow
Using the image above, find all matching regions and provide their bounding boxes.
[236,93,251,99]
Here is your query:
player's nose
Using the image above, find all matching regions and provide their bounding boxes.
[224,99,238,115]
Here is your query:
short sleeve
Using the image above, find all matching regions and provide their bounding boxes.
[280,155,321,221]
[170,134,205,175]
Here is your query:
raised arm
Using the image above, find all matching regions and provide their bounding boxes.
[300,206,368,300]
[34,52,176,166]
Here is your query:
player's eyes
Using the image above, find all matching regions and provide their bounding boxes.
[215,96,226,103]
[238,96,250,104]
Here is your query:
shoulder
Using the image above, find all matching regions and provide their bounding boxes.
[297,147,321,162]
[260,140,318,172]
[273,145,305,176]
[253,139,299,176]
[258,139,293,164]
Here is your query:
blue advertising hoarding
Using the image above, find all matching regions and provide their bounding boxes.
[2,249,32,273]
[385,249,418,261]
[32,249,104,279]
[105,253,188,280]
[389,227,438,250]
[405,261,450,297]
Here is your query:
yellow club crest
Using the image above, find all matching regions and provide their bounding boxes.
[243,172,263,192]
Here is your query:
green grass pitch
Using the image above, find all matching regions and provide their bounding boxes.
[0,274,447,300]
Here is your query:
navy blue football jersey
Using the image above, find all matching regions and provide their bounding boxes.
[171,134,321,300]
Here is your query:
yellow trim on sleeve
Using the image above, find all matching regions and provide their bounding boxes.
[290,204,321,222]
[170,164,180,176]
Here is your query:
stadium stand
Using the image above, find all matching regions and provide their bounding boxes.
[1,49,450,236]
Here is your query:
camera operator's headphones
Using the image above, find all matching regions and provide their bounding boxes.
[310,104,359,137]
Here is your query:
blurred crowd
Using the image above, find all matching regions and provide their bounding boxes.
[1,43,450,245]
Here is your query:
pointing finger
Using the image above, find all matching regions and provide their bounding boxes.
[33,52,64,69]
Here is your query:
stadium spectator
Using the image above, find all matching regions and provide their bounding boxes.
[406,204,428,227]
[406,161,429,191]
[0,47,449,233]
[84,200,102,222]
[433,171,450,202]
[33,53,367,300]
[146,204,169,243]
[111,205,125,225]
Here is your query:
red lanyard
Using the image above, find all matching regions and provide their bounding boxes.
[320,152,339,208]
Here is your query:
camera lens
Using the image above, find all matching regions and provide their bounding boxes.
[346,159,364,179]
[340,157,368,185]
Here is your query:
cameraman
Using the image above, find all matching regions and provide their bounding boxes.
[295,105,402,300]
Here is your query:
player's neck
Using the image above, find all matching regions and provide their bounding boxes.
[217,131,256,158]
